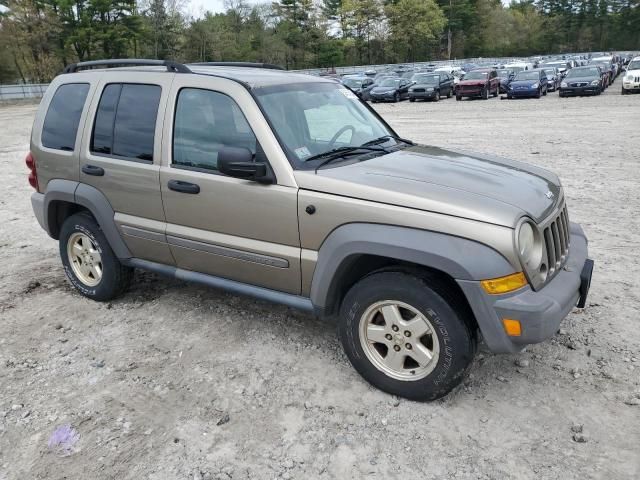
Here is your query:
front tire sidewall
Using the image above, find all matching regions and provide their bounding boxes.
[338,272,475,401]
[59,214,128,301]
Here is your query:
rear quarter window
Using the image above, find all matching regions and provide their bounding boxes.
[41,83,90,151]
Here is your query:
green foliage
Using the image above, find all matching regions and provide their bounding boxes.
[0,0,638,83]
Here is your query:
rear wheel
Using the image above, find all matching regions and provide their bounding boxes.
[338,271,476,401]
[59,213,132,301]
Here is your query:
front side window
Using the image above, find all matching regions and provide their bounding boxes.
[254,82,394,169]
[42,83,90,151]
[91,83,161,161]
[173,88,257,172]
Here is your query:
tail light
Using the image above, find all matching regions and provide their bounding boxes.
[25,152,39,191]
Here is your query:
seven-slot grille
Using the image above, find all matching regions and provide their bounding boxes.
[543,204,570,278]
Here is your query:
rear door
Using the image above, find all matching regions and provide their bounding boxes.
[79,72,174,265]
[159,75,301,295]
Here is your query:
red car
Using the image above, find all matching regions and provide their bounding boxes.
[456,68,500,100]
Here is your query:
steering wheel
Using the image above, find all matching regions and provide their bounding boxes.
[328,125,356,148]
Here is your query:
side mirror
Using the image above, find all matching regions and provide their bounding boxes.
[218,146,272,184]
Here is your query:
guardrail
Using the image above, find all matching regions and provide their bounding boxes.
[0,83,49,100]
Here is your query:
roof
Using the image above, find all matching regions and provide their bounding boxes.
[61,59,334,89]
[187,64,331,88]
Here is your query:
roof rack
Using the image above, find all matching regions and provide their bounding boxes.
[191,62,285,71]
[63,59,192,74]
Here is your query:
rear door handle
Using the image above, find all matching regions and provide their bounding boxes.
[168,179,200,194]
[82,164,104,176]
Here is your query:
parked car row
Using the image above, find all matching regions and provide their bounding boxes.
[337,51,639,102]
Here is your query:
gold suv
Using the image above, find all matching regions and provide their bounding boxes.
[28,59,594,400]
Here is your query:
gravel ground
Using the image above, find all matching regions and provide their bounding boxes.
[1,86,639,480]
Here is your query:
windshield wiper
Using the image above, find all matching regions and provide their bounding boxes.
[309,146,389,173]
[362,135,415,147]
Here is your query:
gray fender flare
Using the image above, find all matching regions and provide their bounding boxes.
[43,179,132,259]
[309,223,515,314]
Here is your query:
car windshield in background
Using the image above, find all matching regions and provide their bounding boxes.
[496,70,511,77]
[542,70,555,77]
[254,82,393,168]
[567,67,600,78]
[515,71,540,81]
[627,60,640,70]
[343,78,363,88]
[464,71,488,80]
[379,78,401,87]
[414,74,440,84]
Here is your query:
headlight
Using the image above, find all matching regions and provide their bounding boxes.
[626,74,634,81]
[532,83,538,88]
[426,87,434,91]
[517,221,542,269]
[590,80,600,86]
[561,82,567,88]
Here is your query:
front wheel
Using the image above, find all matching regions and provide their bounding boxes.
[393,93,400,103]
[59,212,132,301]
[409,97,415,102]
[433,91,440,102]
[338,271,476,401]
[446,88,452,98]
[482,88,489,100]
[456,94,462,101]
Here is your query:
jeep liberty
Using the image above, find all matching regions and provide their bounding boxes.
[27,59,594,400]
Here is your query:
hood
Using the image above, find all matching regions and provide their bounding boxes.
[625,68,640,76]
[371,86,396,93]
[412,83,437,88]
[565,75,598,82]
[459,79,486,86]
[294,145,562,227]
[510,79,539,87]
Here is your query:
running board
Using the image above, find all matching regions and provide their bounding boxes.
[125,258,315,313]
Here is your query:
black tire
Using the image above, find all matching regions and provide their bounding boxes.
[433,91,439,102]
[446,88,452,98]
[456,95,462,101]
[59,212,132,301]
[338,271,476,401]
[543,87,547,96]
[393,92,400,103]
[409,97,415,102]
[492,86,498,97]
[536,89,541,98]
[482,88,489,100]
[621,87,627,95]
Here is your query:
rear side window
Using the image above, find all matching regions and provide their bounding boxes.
[91,83,161,161]
[42,83,90,151]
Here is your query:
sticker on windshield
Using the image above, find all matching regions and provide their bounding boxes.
[340,88,358,100]
[295,146,311,160]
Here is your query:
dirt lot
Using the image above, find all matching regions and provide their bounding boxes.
[1,87,639,480]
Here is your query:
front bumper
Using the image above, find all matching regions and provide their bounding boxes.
[508,88,538,97]
[622,81,640,91]
[370,92,397,101]
[458,88,483,97]
[409,90,437,99]
[560,86,599,96]
[458,222,592,353]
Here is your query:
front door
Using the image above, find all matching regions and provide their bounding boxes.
[159,75,301,295]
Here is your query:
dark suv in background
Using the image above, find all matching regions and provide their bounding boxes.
[408,72,454,102]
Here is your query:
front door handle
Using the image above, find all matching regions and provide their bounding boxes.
[168,179,200,194]
[82,164,104,176]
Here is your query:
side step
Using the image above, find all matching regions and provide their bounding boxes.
[125,258,315,313]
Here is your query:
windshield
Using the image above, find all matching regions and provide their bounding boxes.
[342,78,363,88]
[567,67,600,78]
[379,78,401,87]
[515,71,541,81]
[414,74,440,84]
[464,71,488,80]
[254,82,394,168]
[627,60,640,70]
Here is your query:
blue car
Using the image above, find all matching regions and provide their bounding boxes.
[507,70,548,99]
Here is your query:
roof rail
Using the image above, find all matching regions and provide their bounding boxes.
[191,62,285,71]
[62,59,192,74]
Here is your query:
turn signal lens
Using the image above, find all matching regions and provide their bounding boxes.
[502,319,522,337]
[480,272,527,295]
